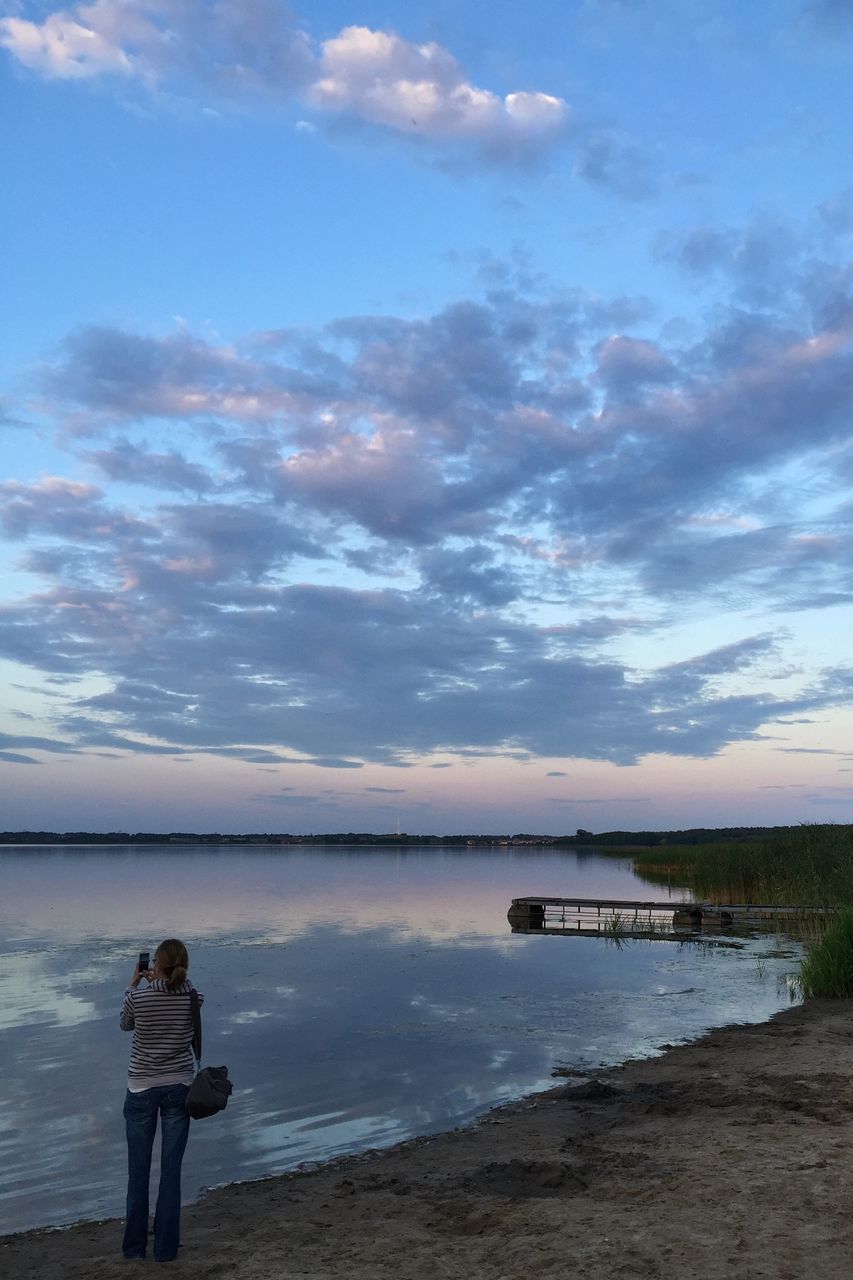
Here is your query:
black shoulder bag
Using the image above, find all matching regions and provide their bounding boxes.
[186,989,233,1120]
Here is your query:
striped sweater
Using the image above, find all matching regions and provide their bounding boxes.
[120,979,204,1091]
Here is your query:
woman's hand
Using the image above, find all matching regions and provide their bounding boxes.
[129,963,151,988]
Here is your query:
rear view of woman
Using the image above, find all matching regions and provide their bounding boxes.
[119,938,202,1262]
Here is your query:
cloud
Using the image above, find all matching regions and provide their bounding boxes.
[302,757,364,769]
[593,335,676,395]
[252,791,319,805]
[0,476,153,544]
[654,215,804,308]
[417,545,521,605]
[45,325,304,424]
[160,501,326,577]
[0,474,326,600]
[13,273,853,633]
[548,794,649,804]
[83,439,216,493]
[5,229,853,774]
[0,0,314,93]
[572,125,656,199]
[0,7,135,80]
[0,397,28,430]
[1,3,570,167]
[0,731,80,755]
[798,1,853,34]
[818,189,853,236]
[0,552,845,769]
[661,636,779,681]
[307,24,568,162]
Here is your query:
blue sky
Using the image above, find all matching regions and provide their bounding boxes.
[2,0,853,834]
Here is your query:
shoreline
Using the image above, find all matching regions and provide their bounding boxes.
[5,998,853,1279]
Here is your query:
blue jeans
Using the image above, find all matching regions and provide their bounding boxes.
[122,1084,190,1261]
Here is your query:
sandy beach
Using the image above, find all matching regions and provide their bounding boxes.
[4,998,853,1280]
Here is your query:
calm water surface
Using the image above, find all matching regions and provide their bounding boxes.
[0,844,802,1234]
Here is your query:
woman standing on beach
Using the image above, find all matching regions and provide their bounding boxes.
[119,938,202,1262]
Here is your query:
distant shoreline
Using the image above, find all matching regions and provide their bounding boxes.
[0,824,796,849]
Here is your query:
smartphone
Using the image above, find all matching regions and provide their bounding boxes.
[138,951,150,976]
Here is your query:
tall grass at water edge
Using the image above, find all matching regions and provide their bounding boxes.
[626,824,853,997]
[799,909,853,999]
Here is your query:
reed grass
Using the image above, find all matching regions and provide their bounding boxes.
[626,824,853,996]
[800,909,853,998]
[630,823,853,906]
[603,911,628,937]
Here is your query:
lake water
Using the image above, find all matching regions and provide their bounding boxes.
[0,843,803,1235]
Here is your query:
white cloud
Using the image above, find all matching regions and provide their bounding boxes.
[0,8,133,79]
[1,4,570,163]
[308,25,568,149]
[1,0,314,92]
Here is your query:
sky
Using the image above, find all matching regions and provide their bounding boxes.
[2,0,853,835]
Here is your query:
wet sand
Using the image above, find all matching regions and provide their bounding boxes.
[4,998,853,1279]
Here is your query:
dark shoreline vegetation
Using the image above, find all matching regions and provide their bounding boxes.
[629,823,853,998]
[0,824,789,846]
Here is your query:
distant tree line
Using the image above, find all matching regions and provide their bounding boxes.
[568,826,782,847]
[0,825,794,847]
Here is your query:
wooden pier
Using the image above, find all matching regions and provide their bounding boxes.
[507,896,833,940]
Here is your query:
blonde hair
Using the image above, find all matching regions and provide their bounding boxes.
[156,938,189,990]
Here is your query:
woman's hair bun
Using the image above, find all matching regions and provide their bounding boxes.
[155,938,189,989]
